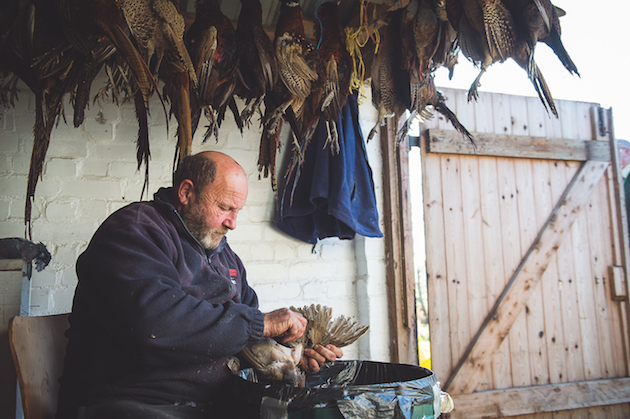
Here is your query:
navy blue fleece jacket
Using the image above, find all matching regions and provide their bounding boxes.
[56,187,265,417]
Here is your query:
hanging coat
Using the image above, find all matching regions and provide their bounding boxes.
[275,93,383,244]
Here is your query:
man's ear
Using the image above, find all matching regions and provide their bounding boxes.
[177,179,195,207]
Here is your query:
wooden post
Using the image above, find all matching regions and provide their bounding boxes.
[380,117,418,364]
[605,106,630,375]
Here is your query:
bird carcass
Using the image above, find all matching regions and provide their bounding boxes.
[237,304,369,387]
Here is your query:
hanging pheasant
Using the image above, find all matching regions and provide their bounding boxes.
[118,0,197,176]
[54,0,165,202]
[368,8,412,141]
[257,0,322,195]
[55,0,156,108]
[403,0,474,143]
[233,0,279,127]
[1,0,87,238]
[274,0,324,152]
[186,0,241,144]
[313,0,353,154]
[448,0,576,117]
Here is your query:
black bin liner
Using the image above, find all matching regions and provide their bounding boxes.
[227,360,440,419]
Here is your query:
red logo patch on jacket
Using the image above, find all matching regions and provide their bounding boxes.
[229,268,237,278]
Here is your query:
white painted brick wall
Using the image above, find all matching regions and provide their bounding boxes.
[0,77,391,362]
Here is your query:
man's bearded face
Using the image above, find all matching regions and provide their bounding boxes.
[181,197,229,250]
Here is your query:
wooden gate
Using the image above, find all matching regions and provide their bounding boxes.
[420,88,630,418]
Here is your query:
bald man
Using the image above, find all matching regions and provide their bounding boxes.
[56,151,341,419]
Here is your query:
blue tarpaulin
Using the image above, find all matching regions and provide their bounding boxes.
[275,93,383,244]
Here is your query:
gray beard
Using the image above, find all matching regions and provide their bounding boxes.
[181,209,225,250]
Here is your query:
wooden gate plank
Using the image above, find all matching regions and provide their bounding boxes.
[588,174,616,379]
[572,194,603,380]
[552,161,585,383]
[517,158,550,388]
[461,155,490,391]
[495,157,522,390]
[532,160,566,387]
[422,149,452,380]
[444,160,610,395]
[478,156,511,391]
[448,377,630,419]
[510,159,535,390]
[441,153,472,369]
[547,162,578,419]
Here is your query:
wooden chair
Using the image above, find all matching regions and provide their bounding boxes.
[8,313,70,419]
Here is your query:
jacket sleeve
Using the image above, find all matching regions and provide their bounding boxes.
[76,214,265,366]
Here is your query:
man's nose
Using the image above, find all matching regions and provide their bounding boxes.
[224,212,237,230]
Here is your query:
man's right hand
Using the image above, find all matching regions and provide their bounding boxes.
[263,308,307,343]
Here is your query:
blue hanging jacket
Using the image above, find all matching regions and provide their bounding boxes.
[275,92,383,244]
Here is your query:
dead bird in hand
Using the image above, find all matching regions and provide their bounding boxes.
[236,304,369,387]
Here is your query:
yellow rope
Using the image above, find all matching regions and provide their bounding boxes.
[344,1,380,103]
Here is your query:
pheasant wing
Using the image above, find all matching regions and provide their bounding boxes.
[291,304,369,349]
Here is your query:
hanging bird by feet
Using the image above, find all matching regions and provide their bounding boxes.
[452,0,517,102]
[257,0,322,195]
[401,0,437,133]
[403,0,474,144]
[230,0,283,195]
[55,0,157,109]
[119,0,198,171]
[3,0,85,238]
[274,0,324,157]
[313,0,353,154]
[55,0,166,201]
[186,0,241,144]
[450,0,576,117]
[233,0,279,128]
[368,8,412,141]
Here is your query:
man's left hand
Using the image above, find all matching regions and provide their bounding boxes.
[299,344,343,373]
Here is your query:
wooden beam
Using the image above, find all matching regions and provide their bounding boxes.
[448,377,630,419]
[426,129,611,162]
[380,117,418,364]
[604,106,630,375]
[444,160,610,395]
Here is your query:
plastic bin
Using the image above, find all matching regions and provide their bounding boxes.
[228,360,441,419]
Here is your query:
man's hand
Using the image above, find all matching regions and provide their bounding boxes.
[263,308,307,343]
[299,344,343,373]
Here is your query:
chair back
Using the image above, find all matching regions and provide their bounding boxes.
[9,314,70,419]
